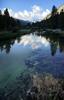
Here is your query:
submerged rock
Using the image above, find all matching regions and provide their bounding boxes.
[0,72,64,100]
[26,73,64,100]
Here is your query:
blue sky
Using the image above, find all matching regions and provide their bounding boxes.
[0,0,64,11]
[0,0,64,21]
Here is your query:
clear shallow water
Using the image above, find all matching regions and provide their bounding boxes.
[0,33,64,89]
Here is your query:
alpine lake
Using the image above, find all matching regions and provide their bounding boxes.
[0,31,64,99]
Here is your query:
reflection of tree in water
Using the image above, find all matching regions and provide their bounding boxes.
[17,36,21,43]
[59,37,64,53]
[0,39,15,54]
[0,35,23,54]
[44,33,64,56]
[50,41,58,56]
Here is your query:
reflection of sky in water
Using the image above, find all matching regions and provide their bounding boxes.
[0,34,64,88]
[15,34,49,49]
[25,48,64,78]
[0,41,33,88]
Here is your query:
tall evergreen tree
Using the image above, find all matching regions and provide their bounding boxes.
[0,10,3,30]
[0,10,2,15]
[4,8,9,16]
[51,5,59,29]
[51,5,57,16]
[59,9,64,29]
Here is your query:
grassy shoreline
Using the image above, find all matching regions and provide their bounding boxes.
[0,29,64,40]
[0,29,31,40]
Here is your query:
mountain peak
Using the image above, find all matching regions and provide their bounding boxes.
[58,4,64,13]
[45,4,64,20]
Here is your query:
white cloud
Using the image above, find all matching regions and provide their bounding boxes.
[32,5,42,15]
[2,5,50,22]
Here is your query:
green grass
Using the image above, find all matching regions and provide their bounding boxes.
[0,29,31,40]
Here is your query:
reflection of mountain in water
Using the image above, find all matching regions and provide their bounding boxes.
[25,33,64,77]
[0,33,64,99]
[0,33,64,55]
